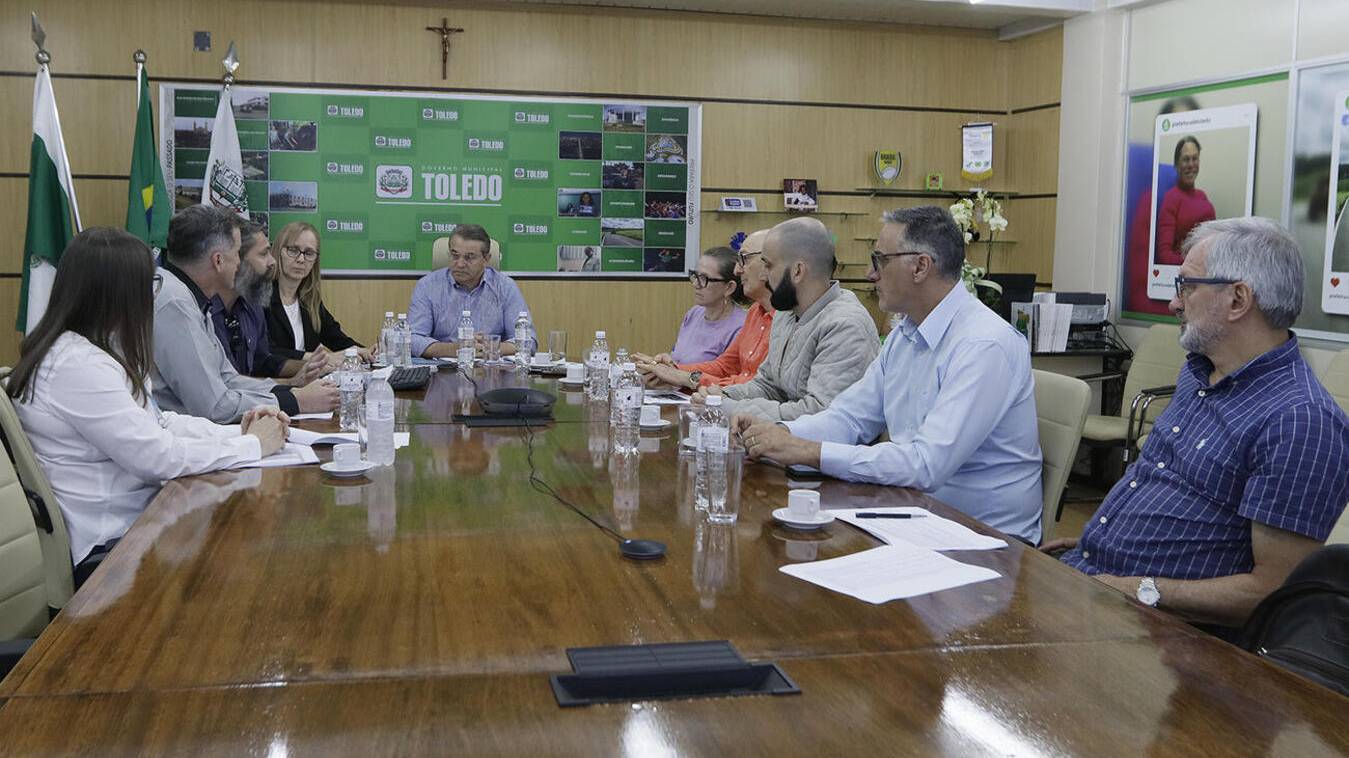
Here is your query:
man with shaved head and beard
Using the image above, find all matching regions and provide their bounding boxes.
[695,216,878,422]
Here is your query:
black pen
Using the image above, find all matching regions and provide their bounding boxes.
[855,513,926,519]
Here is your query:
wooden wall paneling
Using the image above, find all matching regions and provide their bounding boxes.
[0,178,127,274]
[0,77,138,175]
[1,1,1007,109]
[1005,26,1064,111]
[1003,107,1062,196]
[0,279,20,367]
[983,196,1056,283]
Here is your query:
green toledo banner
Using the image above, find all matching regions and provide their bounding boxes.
[160,85,700,277]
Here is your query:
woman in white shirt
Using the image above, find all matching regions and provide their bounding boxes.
[7,228,286,572]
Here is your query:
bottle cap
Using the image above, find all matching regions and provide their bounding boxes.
[705,395,723,406]
[397,313,407,319]
[622,363,636,372]
[384,311,394,317]
[596,330,606,338]
[518,311,528,317]
[462,310,471,316]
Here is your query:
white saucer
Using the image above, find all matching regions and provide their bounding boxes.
[772,507,836,530]
[639,419,672,430]
[559,377,586,386]
[321,460,375,478]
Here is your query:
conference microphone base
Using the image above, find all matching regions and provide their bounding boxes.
[619,539,666,560]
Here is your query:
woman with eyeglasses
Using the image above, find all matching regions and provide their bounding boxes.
[666,247,747,364]
[265,221,370,365]
[7,228,287,573]
[636,239,775,390]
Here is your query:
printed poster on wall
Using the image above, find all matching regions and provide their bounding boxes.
[1145,104,1258,302]
[1323,91,1349,315]
[159,84,701,277]
[960,122,993,182]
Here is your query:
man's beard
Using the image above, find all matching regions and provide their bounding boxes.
[768,273,798,311]
[1178,315,1222,354]
[236,265,274,308]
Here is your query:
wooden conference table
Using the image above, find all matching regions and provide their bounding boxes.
[0,367,1345,756]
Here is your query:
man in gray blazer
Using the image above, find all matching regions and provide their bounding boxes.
[697,216,879,421]
[153,206,338,424]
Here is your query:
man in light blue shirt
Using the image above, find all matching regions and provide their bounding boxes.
[736,206,1043,543]
[408,224,533,358]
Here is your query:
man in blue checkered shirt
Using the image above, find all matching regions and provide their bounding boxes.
[1045,217,1349,628]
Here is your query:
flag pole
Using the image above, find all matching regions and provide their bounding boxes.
[31,12,80,231]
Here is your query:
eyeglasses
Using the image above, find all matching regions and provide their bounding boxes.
[870,250,924,272]
[152,273,163,296]
[281,245,319,262]
[1173,275,1238,298]
[688,270,732,289]
[737,250,762,266]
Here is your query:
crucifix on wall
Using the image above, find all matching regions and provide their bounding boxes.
[425,17,464,80]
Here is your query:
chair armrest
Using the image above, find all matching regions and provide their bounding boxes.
[1073,371,1127,384]
[1127,385,1177,448]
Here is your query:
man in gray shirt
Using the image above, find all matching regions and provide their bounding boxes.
[697,217,879,421]
[153,206,339,424]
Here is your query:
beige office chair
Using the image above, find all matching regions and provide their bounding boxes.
[0,370,74,613]
[1322,350,1349,545]
[432,236,502,270]
[0,437,46,641]
[1033,369,1092,544]
[1081,323,1187,461]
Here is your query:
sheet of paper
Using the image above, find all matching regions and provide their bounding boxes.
[643,390,691,405]
[290,412,333,421]
[287,429,410,449]
[234,442,320,469]
[833,507,1007,551]
[779,545,1000,604]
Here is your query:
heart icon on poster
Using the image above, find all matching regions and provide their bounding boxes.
[1333,277,1342,288]
[1152,269,1160,278]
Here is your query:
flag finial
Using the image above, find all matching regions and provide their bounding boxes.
[221,41,239,86]
[133,49,147,65]
[31,12,49,65]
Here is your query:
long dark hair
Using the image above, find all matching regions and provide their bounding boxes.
[8,228,158,404]
[703,246,749,306]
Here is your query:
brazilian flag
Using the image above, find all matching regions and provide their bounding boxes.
[126,63,169,253]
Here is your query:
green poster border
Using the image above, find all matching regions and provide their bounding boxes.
[1130,72,1288,104]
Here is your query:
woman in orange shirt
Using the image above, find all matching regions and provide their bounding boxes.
[636,230,774,390]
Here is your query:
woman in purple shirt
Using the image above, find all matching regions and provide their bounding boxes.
[669,247,747,364]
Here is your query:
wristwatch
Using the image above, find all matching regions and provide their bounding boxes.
[1137,577,1161,607]
[687,370,703,389]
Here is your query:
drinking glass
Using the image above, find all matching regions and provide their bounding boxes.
[707,439,745,524]
[485,335,502,362]
[548,330,568,362]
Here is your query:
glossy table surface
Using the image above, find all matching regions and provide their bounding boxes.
[1,368,1345,756]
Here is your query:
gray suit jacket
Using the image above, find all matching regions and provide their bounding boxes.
[724,283,879,421]
[151,267,283,424]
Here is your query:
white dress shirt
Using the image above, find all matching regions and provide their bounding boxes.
[785,283,1044,543]
[16,332,262,564]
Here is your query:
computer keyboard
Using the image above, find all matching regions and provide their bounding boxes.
[388,365,432,391]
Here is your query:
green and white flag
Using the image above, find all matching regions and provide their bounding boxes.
[202,85,249,218]
[18,64,81,333]
[126,61,169,253]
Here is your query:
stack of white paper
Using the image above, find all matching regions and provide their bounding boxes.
[235,442,319,469]
[1030,298,1073,353]
[779,545,1000,604]
[643,390,691,405]
[833,507,1007,551]
[290,411,333,421]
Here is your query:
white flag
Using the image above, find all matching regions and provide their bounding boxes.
[19,64,82,333]
[201,87,249,218]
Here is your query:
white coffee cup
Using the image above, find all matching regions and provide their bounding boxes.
[787,490,821,520]
[531,352,552,367]
[640,404,662,425]
[333,443,362,468]
[565,362,585,382]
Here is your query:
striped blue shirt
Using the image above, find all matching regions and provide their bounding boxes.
[1062,336,1349,579]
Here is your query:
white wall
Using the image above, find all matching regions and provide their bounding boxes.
[1056,0,1349,370]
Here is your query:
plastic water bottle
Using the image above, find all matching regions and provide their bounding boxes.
[695,395,729,511]
[378,311,396,365]
[365,374,396,466]
[456,310,475,369]
[513,311,534,365]
[338,348,364,431]
[610,347,629,385]
[396,312,412,367]
[611,363,642,455]
[587,330,610,401]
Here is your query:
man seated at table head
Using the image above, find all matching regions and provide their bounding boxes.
[1045,216,1349,628]
[735,206,1043,543]
[209,220,327,386]
[153,206,339,424]
[696,216,879,421]
[409,223,533,359]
